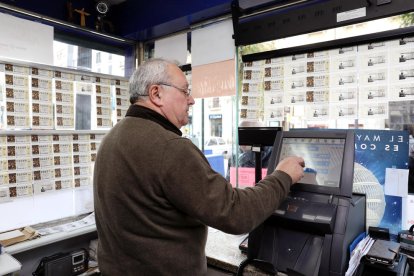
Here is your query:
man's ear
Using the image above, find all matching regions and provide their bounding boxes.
[148,84,163,107]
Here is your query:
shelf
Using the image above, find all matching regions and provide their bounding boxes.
[0,129,109,136]
[4,224,96,255]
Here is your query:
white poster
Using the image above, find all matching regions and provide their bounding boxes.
[192,19,234,66]
[0,13,53,65]
[154,33,188,65]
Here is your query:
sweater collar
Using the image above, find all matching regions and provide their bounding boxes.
[125,104,182,136]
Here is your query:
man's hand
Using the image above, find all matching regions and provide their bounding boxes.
[275,156,305,184]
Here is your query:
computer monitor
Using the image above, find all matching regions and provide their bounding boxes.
[267,129,355,197]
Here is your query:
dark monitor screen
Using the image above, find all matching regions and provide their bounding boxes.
[238,127,282,146]
[268,129,355,197]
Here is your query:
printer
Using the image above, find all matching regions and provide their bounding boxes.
[246,129,366,276]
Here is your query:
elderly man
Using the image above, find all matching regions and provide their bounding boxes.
[93,58,305,275]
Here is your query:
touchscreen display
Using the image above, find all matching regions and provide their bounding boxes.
[278,137,345,187]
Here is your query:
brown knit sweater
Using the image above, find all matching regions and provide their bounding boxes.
[93,105,292,276]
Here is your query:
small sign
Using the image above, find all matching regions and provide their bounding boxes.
[337,7,366,23]
[209,114,222,119]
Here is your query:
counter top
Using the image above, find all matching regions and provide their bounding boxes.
[4,222,276,275]
[205,228,248,273]
[0,253,21,275]
[205,228,278,275]
[4,213,96,255]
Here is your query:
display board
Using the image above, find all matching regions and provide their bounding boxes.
[240,35,414,126]
[0,13,53,65]
[0,60,130,232]
[354,129,409,234]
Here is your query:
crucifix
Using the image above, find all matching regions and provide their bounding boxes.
[74,8,90,27]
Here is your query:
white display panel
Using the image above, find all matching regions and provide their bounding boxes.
[154,33,188,65]
[0,13,53,65]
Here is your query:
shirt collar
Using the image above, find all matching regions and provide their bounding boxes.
[125,104,182,136]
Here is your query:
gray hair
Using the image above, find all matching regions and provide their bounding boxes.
[129,58,179,104]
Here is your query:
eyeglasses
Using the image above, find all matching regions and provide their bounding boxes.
[158,82,191,97]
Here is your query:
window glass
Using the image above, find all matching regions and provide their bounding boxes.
[53,41,125,77]
[241,12,414,55]
[188,96,235,156]
[238,12,414,132]
[145,12,414,189]
[237,11,414,193]
[208,139,217,146]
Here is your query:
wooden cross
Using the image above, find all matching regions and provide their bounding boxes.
[74,8,90,27]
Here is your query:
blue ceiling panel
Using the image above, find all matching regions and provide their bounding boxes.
[0,0,232,41]
[0,0,97,29]
[112,1,231,40]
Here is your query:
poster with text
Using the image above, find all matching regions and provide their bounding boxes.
[354,129,409,234]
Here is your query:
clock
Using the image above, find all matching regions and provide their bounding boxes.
[96,1,109,15]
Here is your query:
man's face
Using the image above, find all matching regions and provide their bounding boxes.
[159,65,195,129]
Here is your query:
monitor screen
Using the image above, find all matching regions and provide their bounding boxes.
[267,129,355,197]
[278,137,346,187]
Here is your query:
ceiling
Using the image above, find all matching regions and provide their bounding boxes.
[105,0,127,5]
[0,0,233,41]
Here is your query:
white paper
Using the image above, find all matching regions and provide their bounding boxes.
[37,213,95,236]
[405,195,414,229]
[345,235,374,276]
[384,168,409,197]
[0,229,24,241]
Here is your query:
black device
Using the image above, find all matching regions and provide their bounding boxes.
[241,129,366,276]
[239,235,249,253]
[356,255,409,276]
[357,231,412,276]
[238,127,281,147]
[33,249,88,276]
[238,126,281,184]
[237,126,281,253]
[365,239,400,265]
[369,226,391,241]
[398,224,414,254]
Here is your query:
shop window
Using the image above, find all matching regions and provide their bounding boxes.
[53,41,125,77]
[241,12,414,55]
[210,116,223,137]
